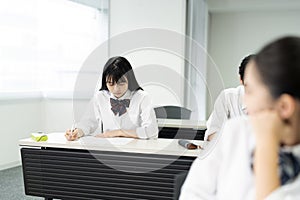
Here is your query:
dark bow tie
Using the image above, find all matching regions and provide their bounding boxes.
[110,98,130,116]
[251,150,300,185]
[278,151,300,185]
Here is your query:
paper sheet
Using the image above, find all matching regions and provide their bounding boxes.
[79,136,134,146]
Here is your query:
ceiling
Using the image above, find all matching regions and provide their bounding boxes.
[69,0,300,13]
[207,0,300,12]
[70,0,109,10]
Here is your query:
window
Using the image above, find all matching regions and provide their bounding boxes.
[0,0,108,98]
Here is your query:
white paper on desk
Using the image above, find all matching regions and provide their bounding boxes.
[80,136,134,146]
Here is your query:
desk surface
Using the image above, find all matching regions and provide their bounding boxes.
[19,132,205,157]
[157,118,206,129]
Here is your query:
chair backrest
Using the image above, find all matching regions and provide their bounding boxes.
[154,106,191,120]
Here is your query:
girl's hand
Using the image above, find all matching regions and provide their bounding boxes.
[65,129,80,141]
[250,110,292,200]
[250,110,288,146]
[65,128,84,141]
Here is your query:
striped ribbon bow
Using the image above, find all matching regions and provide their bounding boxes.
[110,98,130,116]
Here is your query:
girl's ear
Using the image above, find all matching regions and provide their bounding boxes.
[276,94,296,119]
[239,79,243,85]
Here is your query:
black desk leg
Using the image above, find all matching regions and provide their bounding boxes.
[173,171,188,200]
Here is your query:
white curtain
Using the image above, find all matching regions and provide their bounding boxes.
[0,0,108,98]
[184,0,208,120]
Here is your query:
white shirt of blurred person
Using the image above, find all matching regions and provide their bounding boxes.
[205,55,255,141]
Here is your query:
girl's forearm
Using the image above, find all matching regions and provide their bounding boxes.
[255,139,280,200]
[120,129,139,138]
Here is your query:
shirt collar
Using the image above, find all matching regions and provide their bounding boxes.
[282,143,300,156]
[238,85,247,113]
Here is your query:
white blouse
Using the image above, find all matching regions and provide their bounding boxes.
[76,89,159,139]
[205,85,246,140]
[180,116,300,200]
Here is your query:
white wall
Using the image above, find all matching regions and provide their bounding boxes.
[110,0,186,36]
[0,98,91,170]
[0,99,43,170]
[109,0,186,107]
[207,10,300,113]
[42,99,90,133]
[42,100,74,133]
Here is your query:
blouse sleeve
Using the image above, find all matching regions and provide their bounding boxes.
[135,93,159,139]
[179,139,222,200]
[205,90,229,140]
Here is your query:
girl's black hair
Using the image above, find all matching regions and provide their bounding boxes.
[100,56,143,91]
[254,36,300,99]
[239,54,255,83]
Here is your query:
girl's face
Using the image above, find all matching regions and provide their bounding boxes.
[106,76,128,98]
[244,60,275,115]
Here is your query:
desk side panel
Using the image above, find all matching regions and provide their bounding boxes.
[21,147,195,200]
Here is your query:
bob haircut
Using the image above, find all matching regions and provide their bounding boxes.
[100,56,143,91]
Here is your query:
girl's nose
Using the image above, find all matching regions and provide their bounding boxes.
[113,84,119,91]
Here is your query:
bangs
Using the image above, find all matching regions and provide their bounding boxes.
[106,65,127,84]
[100,56,142,91]
[106,75,127,83]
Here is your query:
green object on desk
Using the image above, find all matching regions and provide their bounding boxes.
[31,133,48,142]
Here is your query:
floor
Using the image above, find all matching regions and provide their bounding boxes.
[0,166,42,200]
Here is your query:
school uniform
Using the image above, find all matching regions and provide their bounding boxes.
[76,89,159,139]
[180,116,300,200]
[205,85,246,140]
[266,176,300,199]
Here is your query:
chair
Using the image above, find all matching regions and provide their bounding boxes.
[154,106,205,140]
[154,105,191,120]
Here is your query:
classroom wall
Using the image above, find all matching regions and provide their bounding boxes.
[109,0,186,107]
[0,98,90,170]
[42,100,74,133]
[0,99,43,170]
[206,9,300,113]
[42,99,91,134]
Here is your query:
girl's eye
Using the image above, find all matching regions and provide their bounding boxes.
[107,82,114,86]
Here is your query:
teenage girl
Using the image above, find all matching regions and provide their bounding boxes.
[65,56,158,140]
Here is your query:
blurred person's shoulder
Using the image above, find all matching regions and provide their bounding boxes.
[223,85,244,97]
